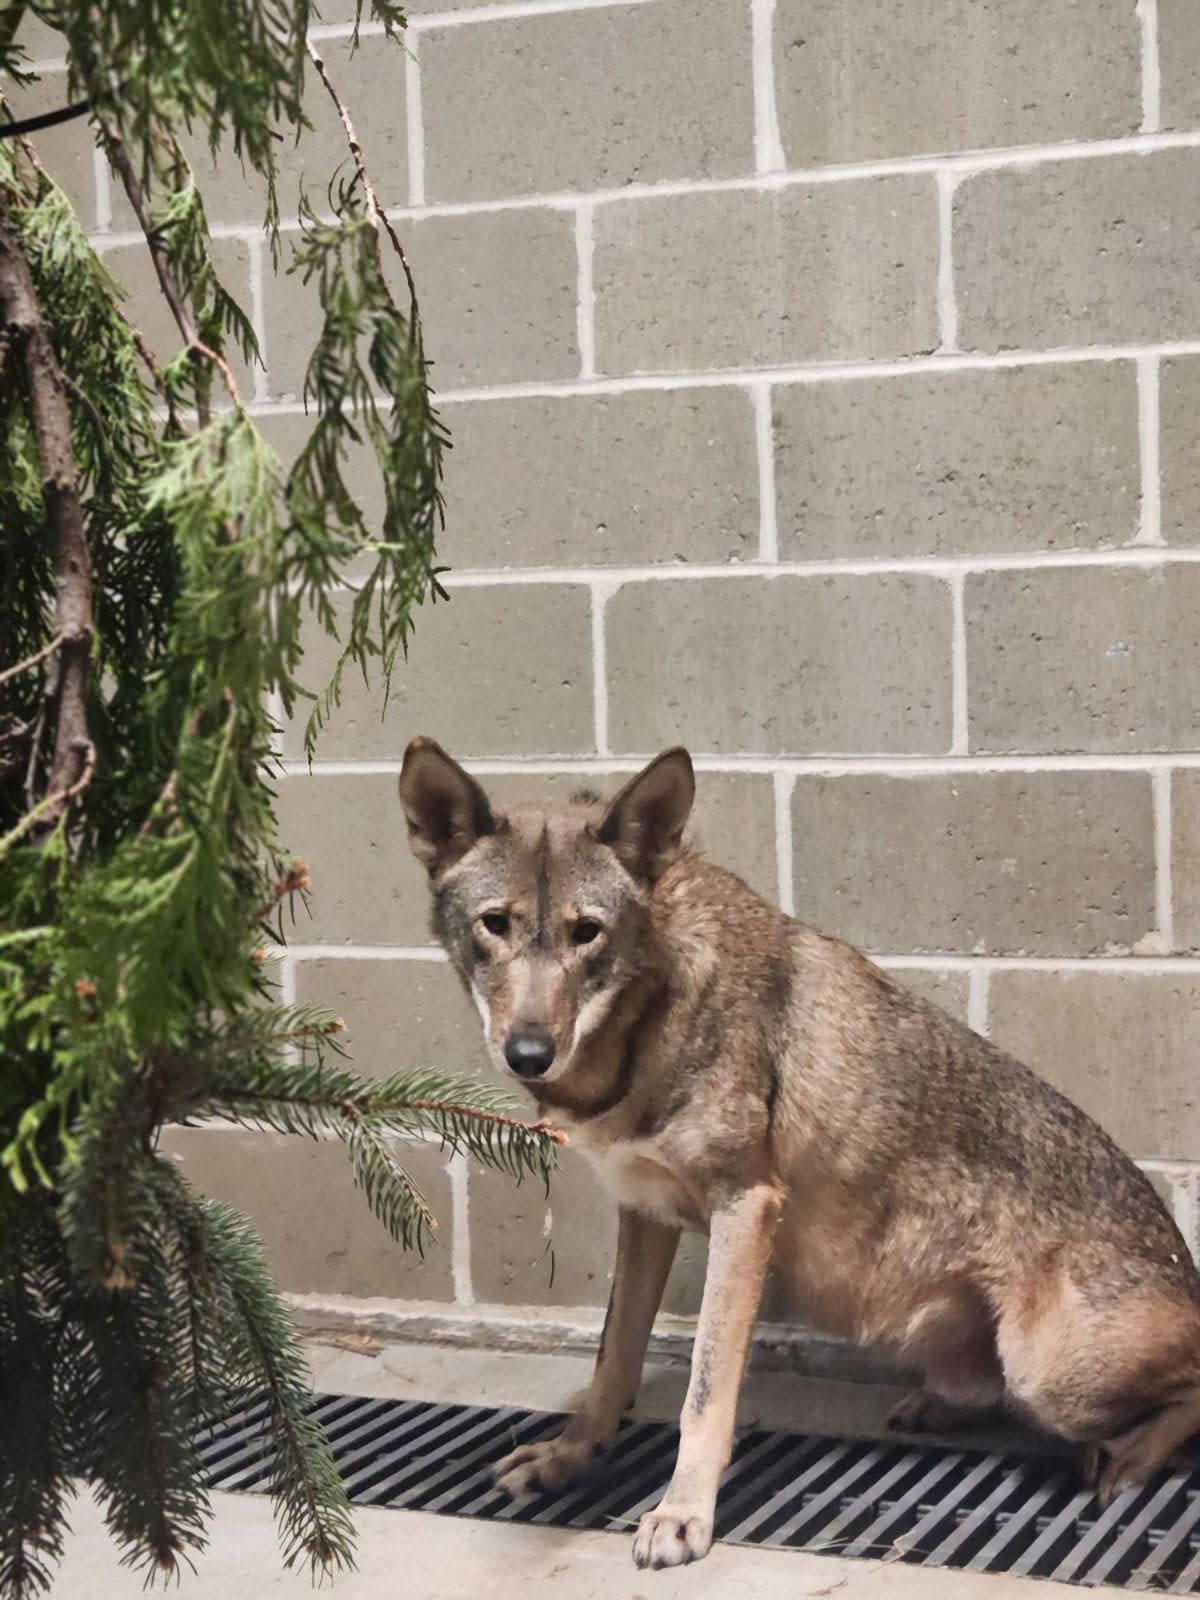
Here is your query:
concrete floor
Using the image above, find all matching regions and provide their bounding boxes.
[53,1335,1120,1600]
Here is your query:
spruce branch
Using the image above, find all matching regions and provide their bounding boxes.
[203,1202,355,1577]
[342,1108,438,1253]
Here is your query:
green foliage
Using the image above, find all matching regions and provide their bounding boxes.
[0,3,559,1594]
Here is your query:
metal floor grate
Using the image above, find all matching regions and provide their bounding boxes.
[198,1392,1200,1590]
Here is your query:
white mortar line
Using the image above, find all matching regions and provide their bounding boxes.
[276,945,1200,975]
[590,579,615,756]
[1135,351,1163,546]
[94,127,1200,248]
[1154,767,1175,952]
[752,381,778,561]
[429,547,1200,584]
[949,573,969,756]
[751,0,784,176]
[280,753,1200,777]
[876,955,1200,974]
[93,145,112,232]
[449,1151,474,1305]
[312,0,654,35]
[966,967,990,1035]
[935,170,959,353]
[1139,0,1162,134]
[224,345,1190,406]
[247,233,270,403]
[574,200,596,379]
[1138,1158,1200,1180]
[273,943,448,961]
[405,36,425,208]
[772,770,795,915]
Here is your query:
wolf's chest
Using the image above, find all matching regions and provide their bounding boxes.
[573,1130,703,1230]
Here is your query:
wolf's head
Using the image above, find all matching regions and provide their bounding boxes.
[398,738,694,1088]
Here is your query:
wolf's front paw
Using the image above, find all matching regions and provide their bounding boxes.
[492,1434,601,1498]
[632,1504,714,1569]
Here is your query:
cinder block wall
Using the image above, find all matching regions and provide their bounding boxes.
[16,0,1200,1341]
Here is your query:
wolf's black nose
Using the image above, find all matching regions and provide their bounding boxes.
[504,1027,556,1079]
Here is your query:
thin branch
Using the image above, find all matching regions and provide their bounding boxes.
[0,738,96,860]
[305,42,420,332]
[23,691,47,812]
[0,99,93,141]
[100,281,169,400]
[0,196,94,839]
[95,115,199,351]
[94,114,243,421]
[0,632,62,689]
[0,713,34,745]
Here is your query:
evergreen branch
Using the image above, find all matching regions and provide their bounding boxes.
[305,40,420,326]
[0,198,94,840]
[0,635,61,690]
[202,1202,355,1577]
[0,1207,71,1600]
[77,1287,211,1581]
[342,1110,437,1254]
[257,857,310,924]
[405,1098,569,1147]
[0,3,29,66]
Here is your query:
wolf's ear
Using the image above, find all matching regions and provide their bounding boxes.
[398,737,497,875]
[596,747,695,883]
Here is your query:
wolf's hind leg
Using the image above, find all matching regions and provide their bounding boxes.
[889,1284,1005,1434]
[887,1388,1004,1434]
[1084,1386,1200,1507]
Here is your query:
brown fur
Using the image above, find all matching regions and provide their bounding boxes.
[399,738,1200,1569]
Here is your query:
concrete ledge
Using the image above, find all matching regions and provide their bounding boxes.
[286,1293,915,1386]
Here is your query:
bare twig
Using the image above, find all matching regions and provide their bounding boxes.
[95,114,244,421]
[23,692,47,812]
[95,115,199,349]
[0,198,95,839]
[0,714,34,746]
[0,738,96,860]
[305,42,421,334]
[99,280,170,400]
[0,98,93,141]
[0,632,62,690]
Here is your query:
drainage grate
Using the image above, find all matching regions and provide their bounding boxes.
[198,1393,1200,1590]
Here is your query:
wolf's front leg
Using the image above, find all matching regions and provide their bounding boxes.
[633,1183,781,1570]
[493,1206,680,1497]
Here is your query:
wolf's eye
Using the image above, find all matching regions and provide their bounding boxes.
[481,912,510,937]
[572,918,602,946]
